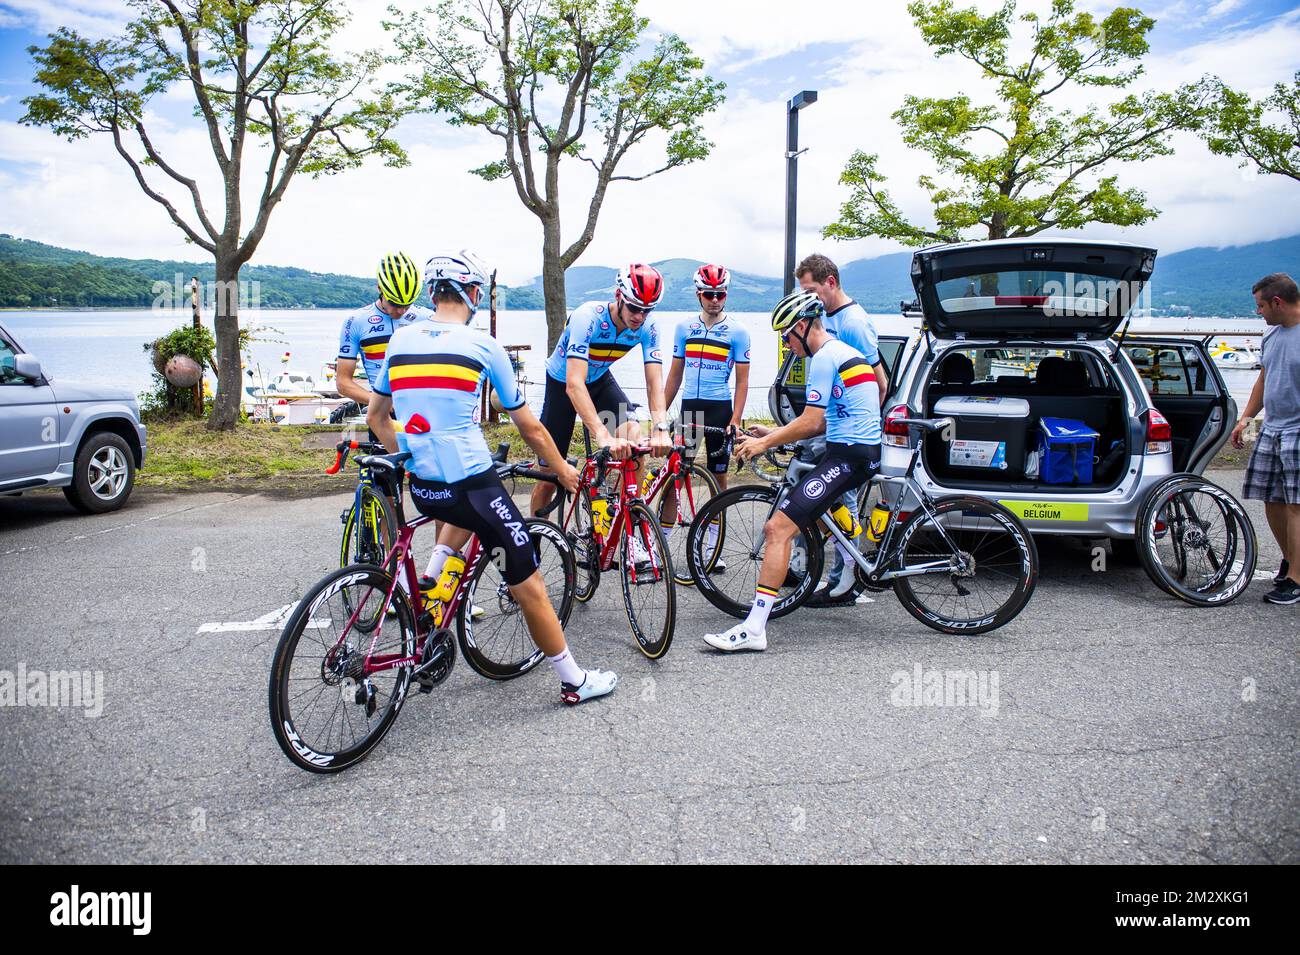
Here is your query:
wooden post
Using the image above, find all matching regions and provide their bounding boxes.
[191,276,203,415]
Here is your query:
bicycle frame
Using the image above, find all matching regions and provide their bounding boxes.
[562,451,669,585]
[329,489,486,680]
[753,438,971,584]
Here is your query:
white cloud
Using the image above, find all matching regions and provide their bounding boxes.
[1,0,1298,285]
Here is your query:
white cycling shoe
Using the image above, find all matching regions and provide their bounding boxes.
[560,668,619,706]
[702,623,767,652]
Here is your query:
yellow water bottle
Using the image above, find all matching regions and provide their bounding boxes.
[591,497,613,538]
[867,504,891,543]
[830,503,863,539]
[431,554,466,602]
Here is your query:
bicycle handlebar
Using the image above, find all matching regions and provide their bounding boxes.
[325,439,387,475]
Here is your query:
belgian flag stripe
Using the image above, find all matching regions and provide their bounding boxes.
[389,362,481,384]
[838,358,875,387]
[390,374,479,393]
[685,341,730,360]
[389,352,483,372]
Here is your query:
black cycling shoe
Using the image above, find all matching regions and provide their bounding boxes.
[1274,559,1291,585]
[1263,579,1300,605]
[806,584,858,607]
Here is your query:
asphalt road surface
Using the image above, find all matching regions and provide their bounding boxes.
[1,469,1296,864]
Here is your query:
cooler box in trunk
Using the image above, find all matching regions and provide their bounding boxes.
[933,395,1032,478]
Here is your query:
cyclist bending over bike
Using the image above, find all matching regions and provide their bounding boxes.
[529,263,674,520]
[367,249,618,705]
[703,290,882,653]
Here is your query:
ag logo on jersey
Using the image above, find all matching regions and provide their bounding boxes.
[339,345,351,355]
[804,478,826,500]
[807,388,822,403]
[573,343,588,354]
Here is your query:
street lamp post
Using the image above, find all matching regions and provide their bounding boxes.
[783,90,817,294]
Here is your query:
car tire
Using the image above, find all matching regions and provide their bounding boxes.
[63,431,136,514]
[1109,537,1141,564]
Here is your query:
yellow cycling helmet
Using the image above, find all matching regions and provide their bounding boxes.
[377,252,422,307]
[770,289,823,332]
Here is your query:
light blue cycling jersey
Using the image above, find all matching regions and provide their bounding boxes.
[373,320,524,483]
[338,301,433,384]
[671,316,751,402]
[544,301,662,384]
[804,338,882,445]
[823,300,880,366]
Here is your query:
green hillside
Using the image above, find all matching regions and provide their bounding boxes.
[1,232,1292,316]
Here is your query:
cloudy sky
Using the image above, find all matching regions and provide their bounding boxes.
[0,0,1297,285]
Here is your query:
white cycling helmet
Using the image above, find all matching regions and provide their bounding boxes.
[614,263,665,310]
[425,249,493,316]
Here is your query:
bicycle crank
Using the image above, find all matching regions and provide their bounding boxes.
[413,628,456,693]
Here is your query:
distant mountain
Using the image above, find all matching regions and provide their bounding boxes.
[1,232,1292,316]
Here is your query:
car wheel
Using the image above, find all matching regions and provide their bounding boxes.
[63,432,136,514]
[1109,537,1140,564]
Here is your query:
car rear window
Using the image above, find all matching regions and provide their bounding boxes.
[934,269,1129,322]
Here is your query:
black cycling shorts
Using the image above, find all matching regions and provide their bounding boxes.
[539,372,640,465]
[777,443,882,531]
[408,468,537,586]
[681,398,733,474]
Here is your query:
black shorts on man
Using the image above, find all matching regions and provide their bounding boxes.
[408,468,537,586]
[539,373,640,465]
[681,398,733,474]
[778,443,882,531]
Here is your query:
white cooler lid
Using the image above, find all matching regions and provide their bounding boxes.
[934,395,1031,417]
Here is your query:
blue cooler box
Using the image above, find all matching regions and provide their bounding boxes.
[1035,417,1100,484]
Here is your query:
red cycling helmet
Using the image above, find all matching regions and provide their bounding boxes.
[615,263,665,309]
[694,263,730,291]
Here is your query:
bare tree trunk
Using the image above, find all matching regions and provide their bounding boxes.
[207,254,243,431]
[540,215,568,351]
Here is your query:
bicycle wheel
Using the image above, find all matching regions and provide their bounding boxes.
[566,486,601,603]
[340,485,398,569]
[890,496,1037,635]
[687,485,823,619]
[620,500,676,658]
[269,565,415,773]
[458,519,575,679]
[651,462,721,586]
[1137,476,1257,606]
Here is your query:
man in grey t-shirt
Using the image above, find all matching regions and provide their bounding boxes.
[1233,272,1300,604]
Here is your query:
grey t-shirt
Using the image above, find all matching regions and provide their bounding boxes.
[1261,322,1300,433]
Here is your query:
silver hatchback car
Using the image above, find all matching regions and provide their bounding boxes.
[777,239,1236,558]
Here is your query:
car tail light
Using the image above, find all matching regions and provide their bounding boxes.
[1144,409,1171,455]
[884,404,911,447]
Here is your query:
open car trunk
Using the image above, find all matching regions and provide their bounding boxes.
[921,345,1131,493]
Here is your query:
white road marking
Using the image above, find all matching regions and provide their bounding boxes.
[197,603,328,633]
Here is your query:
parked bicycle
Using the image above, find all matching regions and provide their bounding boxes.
[552,443,676,658]
[686,417,1040,635]
[270,451,576,773]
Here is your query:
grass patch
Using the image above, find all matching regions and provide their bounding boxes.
[139,419,343,490]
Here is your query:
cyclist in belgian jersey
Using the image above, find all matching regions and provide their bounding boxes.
[368,249,617,705]
[337,252,432,408]
[529,263,674,518]
[702,291,882,653]
[664,263,751,483]
[796,253,889,606]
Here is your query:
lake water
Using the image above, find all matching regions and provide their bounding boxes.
[1,307,1265,415]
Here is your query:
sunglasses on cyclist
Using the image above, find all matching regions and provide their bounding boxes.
[623,301,654,315]
[700,291,727,300]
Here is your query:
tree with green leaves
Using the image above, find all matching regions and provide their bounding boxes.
[824,0,1208,247]
[1202,72,1299,183]
[23,0,417,429]
[388,0,724,347]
